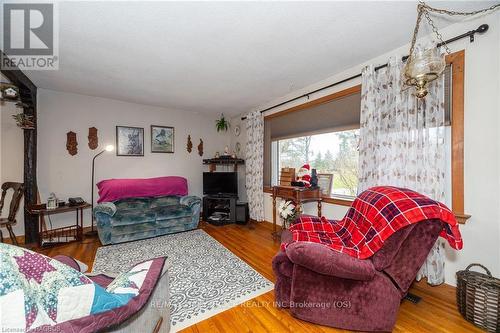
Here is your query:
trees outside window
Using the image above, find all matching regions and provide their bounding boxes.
[277,129,359,197]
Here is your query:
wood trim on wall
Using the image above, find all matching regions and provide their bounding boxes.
[446,50,467,222]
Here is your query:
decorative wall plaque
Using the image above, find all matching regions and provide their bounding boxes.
[66,131,78,156]
[187,135,193,153]
[198,139,204,156]
[88,127,98,150]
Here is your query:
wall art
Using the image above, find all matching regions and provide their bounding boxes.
[151,125,174,153]
[88,127,98,150]
[66,131,78,156]
[116,126,144,156]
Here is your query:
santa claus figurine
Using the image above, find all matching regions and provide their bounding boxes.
[295,164,312,187]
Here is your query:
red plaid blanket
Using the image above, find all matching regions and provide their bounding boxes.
[282,186,463,259]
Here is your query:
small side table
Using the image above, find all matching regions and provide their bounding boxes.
[272,186,322,239]
[28,202,91,247]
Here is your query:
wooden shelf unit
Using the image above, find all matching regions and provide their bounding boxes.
[203,158,245,172]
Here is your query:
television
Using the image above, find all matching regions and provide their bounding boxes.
[203,172,238,196]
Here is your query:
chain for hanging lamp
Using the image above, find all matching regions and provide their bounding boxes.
[404,1,500,98]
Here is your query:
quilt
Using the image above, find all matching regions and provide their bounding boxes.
[0,243,165,333]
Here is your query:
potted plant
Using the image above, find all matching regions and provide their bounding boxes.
[278,200,299,229]
[215,114,230,132]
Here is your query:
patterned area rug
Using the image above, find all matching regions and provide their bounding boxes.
[92,229,274,331]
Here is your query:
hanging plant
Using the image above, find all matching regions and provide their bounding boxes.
[215,114,230,132]
[12,113,35,130]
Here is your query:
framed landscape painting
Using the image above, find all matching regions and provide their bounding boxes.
[116,126,144,156]
[151,125,174,153]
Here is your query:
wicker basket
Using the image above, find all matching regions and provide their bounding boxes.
[456,264,500,332]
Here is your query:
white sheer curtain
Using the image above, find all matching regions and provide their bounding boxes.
[245,111,265,222]
[359,56,447,285]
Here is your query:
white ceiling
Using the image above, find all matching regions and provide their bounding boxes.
[10,1,499,116]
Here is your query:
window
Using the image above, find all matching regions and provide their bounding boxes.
[263,85,361,203]
[275,129,359,197]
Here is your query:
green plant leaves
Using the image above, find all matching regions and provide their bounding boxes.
[216,114,230,132]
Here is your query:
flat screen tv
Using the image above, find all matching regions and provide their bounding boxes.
[203,172,238,196]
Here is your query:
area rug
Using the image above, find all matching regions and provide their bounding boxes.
[92,229,274,331]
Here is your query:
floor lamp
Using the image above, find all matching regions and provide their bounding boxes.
[86,144,114,236]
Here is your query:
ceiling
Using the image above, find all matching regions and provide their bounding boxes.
[5,1,498,116]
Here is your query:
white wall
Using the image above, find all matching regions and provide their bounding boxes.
[234,12,500,286]
[36,89,230,229]
[229,116,248,202]
[0,75,25,236]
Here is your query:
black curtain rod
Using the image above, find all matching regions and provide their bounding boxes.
[241,23,489,120]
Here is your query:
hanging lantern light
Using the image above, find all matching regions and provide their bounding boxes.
[404,46,445,98]
[404,1,500,98]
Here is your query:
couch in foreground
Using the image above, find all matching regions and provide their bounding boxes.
[94,176,201,245]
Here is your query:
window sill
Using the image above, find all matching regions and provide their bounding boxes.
[321,196,354,207]
[454,213,471,224]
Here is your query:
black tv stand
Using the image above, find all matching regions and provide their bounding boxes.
[208,193,237,198]
[203,195,237,225]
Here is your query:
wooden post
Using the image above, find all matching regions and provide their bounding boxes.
[1,52,39,244]
[22,89,38,244]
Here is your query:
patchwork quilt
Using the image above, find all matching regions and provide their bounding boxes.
[0,243,166,333]
[282,186,463,259]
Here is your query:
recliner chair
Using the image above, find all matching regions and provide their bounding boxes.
[272,217,443,332]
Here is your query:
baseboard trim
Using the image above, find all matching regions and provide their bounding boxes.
[1,234,25,245]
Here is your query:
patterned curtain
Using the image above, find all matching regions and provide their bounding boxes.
[245,111,265,222]
[359,56,447,285]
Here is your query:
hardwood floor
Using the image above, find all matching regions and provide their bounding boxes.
[34,221,480,333]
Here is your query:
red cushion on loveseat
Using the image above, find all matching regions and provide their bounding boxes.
[97,176,188,203]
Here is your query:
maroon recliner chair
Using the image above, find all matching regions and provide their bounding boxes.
[272,217,443,332]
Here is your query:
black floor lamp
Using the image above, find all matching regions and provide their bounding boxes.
[86,144,114,236]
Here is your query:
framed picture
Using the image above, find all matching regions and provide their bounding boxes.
[151,125,174,153]
[317,173,333,196]
[116,126,144,156]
